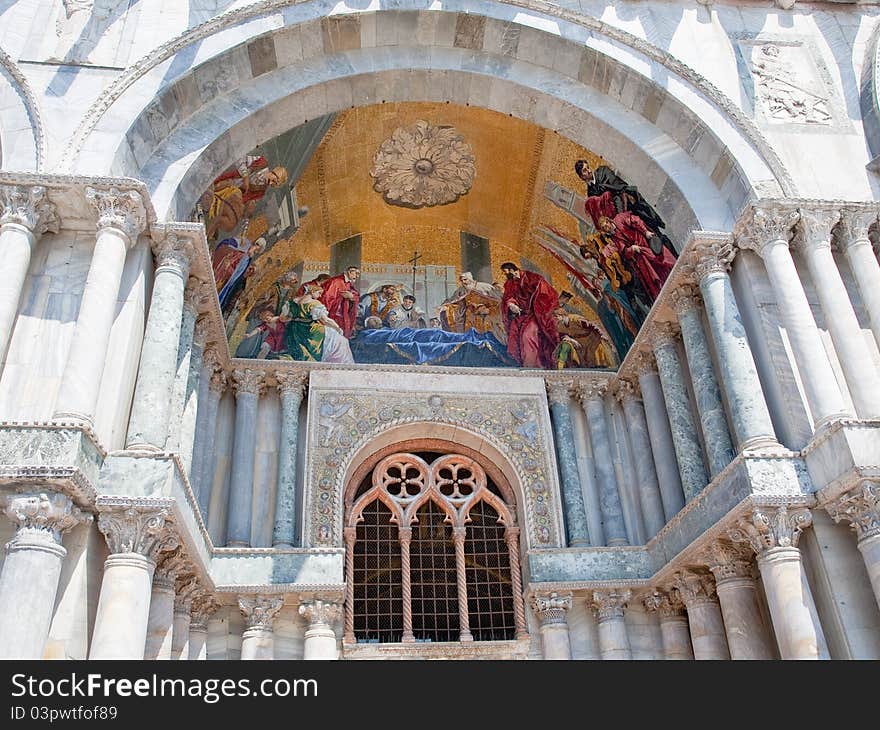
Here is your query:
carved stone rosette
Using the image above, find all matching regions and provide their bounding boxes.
[3,491,90,545]
[727,505,813,557]
[0,184,58,235]
[530,592,572,626]
[96,505,179,562]
[85,186,146,243]
[239,595,284,630]
[824,482,880,543]
[299,599,343,629]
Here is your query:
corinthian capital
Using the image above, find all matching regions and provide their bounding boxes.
[685,233,735,283]
[738,205,799,256]
[85,186,146,242]
[208,364,228,395]
[275,370,308,398]
[824,482,880,543]
[672,569,717,607]
[727,504,812,556]
[591,589,632,620]
[575,378,607,404]
[613,379,640,405]
[643,589,686,618]
[298,599,343,627]
[174,577,201,613]
[648,321,680,350]
[151,228,194,278]
[153,549,191,590]
[530,591,572,625]
[705,539,755,582]
[836,209,877,252]
[96,504,179,561]
[796,207,839,252]
[232,367,266,397]
[545,378,573,407]
[191,594,220,629]
[3,492,90,543]
[669,285,701,316]
[0,184,59,235]
[239,595,284,630]
[632,350,657,377]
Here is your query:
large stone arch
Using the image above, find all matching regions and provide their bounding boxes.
[59,3,791,237]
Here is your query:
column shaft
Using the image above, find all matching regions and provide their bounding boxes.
[548,388,590,547]
[188,626,208,660]
[858,534,880,611]
[226,371,262,546]
[272,375,306,547]
[0,225,36,366]
[89,553,156,659]
[838,211,880,349]
[531,593,573,660]
[714,577,775,660]
[194,376,223,518]
[659,615,694,660]
[300,600,341,660]
[144,583,175,660]
[241,627,274,660]
[171,608,192,660]
[619,388,666,538]
[683,600,729,660]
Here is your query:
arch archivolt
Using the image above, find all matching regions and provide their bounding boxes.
[0,47,44,171]
[302,383,565,551]
[60,1,790,231]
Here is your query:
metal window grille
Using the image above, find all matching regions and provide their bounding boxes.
[410,500,460,642]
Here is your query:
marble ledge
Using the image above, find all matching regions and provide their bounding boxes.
[209,549,345,587]
[803,419,880,504]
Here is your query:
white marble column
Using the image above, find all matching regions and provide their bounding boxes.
[193,353,225,519]
[616,381,667,539]
[741,206,848,429]
[796,208,880,419]
[238,594,283,660]
[634,353,686,521]
[0,492,89,659]
[226,368,265,547]
[673,569,730,660]
[729,505,829,659]
[144,551,189,660]
[188,595,218,660]
[706,540,775,660]
[299,599,342,660]
[54,187,146,426]
[531,592,573,660]
[650,325,709,502]
[172,577,198,660]
[688,235,778,450]
[592,590,633,660]
[824,482,880,611]
[547,380,591,547]
[836,209,880,350]
[126,231,195,451]
[670,287,735,476]
[0,185,58,368]
[90,504,179,659]
[643,590,694,660]
[273,371,307,548]
[576,381,627,546]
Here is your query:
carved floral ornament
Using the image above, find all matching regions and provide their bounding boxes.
[369,120,476,208]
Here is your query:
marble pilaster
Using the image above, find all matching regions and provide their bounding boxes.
[531,592,573,660]
[688,235,778,450]
[836,209,880,350]
[673,569,730,660]
[90,504,179,659]
[273,371,308,548]
[576,381,627,546]
[729,505,829,659]
[634,353,685,521]
[591,590,633,660]
[650,325,709,502]
[643,590,694,660]
[54,187,146,427]
[0,184,58,368]
[126,230,195,451]
[0,492,89,659]
[226,369,265,547]
[546,380,590,547]
[670,286,735,476]
[238,595,283,660]
[299,599,342,660]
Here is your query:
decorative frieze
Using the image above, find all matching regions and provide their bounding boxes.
[0,184,58,235]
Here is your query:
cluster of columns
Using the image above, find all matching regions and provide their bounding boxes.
[529,503,837,660]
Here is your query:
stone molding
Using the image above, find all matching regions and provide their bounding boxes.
[727,504,813,555]
[0,184,58,235]
[2,491,90,543]
[531,591,572,625]
[95,500,179,561]
[238,594,284,630]
[591,589,632,620]
[299,599,343,627]
[823,481,880,542]
[85,186,147,242]
[231,368,265,397]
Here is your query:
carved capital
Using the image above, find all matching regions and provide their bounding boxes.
[191,594,220,629]
[238,595,284,630]
[705,539,756,582]
[739,205,799,256]
[643,589,686,619]
[672,569,717,607]
[727,505,812,556]
[275,371,308,399]
[613,379,640,406]
[208,366,227,395]
[687,234,735,282]
[232,367,265,397]
[591,589,631,620]
[0,184,58,235]
[836,209,877,252]
[530,591,572,625]
[152,549,190,590]
[96,505,179,561]
[648,321,680,350]
[824,482,880,542]
[545,379,573,407]
[575,378,607,404]
[298,599,342,627]
[183,278,213,316]
[796,207,839,253]
[669,285,701,316]
[173,576,200,613]
[632,350,657,377]
[151,229,194,278]
[85,186,146,242]
[3,492,90,544]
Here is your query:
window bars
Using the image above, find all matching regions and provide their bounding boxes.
[344,452,528,644]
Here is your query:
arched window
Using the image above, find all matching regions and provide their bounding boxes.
[343,452,528,644]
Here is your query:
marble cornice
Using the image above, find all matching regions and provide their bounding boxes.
[212,584,345,597]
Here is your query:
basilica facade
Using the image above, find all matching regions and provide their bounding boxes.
[0,0,879,660]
